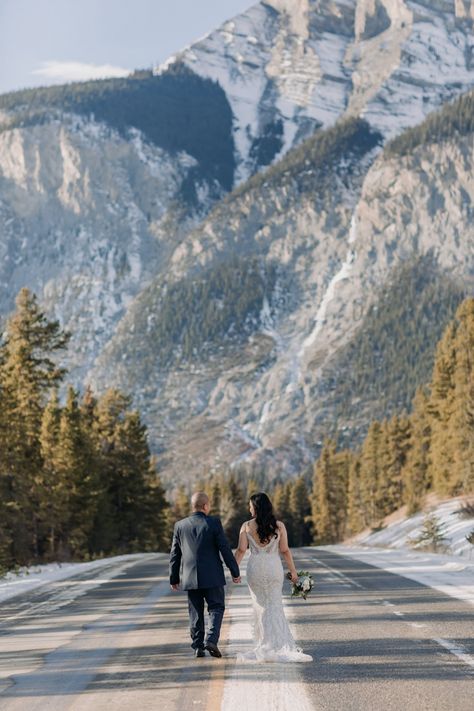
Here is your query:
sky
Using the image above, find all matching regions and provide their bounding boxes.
[0,0,253,95]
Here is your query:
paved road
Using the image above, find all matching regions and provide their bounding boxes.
[292,548,474,711]
[0,548,472,710]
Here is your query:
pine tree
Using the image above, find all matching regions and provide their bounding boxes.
[245,477,259,502]
[0,288,69,563]
[79,385,98,432]
[408,512,450,553]
[312,443,332,544]
[312,441,350,544]
[90,388,166,555]
[450,298,474,493]
[111,410,155,552]
[0,365,14,571]
[428,322,457,495]
[402,387,431,513]
[346,455,365,534]
[55,387,98,558]
[429,298,474,495]
[174,485,191,520]
[209,477,222,517]
[378,415,411,516]
[38,390,62,558]
[272,481,294,543]
[290,476,312,546]
[358,421,385,527]
[141,457,169,551]
[272,483,286,519]
[91,389,134,554]
[282,481,295,545]
[220,477,246,546]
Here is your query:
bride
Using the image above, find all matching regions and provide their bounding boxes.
[234,492,312,662]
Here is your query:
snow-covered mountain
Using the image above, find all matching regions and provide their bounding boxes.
[0,0,474,482]
[158,0,474,181]
[92,111,473,482]
[0,114,200,376]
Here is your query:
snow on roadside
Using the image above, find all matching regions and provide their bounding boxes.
[320,496,474,607]
[351,497,474,559]
[0,552,164,604]
[320,544,474,607]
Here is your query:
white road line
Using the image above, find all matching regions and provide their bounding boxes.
[310,556,366,590]
[322,545,474,608]
[432,638,474,671]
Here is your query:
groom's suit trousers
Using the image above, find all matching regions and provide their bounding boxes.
[187,586,225,648]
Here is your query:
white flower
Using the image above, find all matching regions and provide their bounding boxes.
[302,577,311,592]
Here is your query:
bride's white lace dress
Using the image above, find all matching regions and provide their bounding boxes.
[238,525,312,663]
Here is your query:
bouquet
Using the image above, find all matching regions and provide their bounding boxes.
[286,570,314,600]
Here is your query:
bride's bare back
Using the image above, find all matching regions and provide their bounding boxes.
[236,518,312,663]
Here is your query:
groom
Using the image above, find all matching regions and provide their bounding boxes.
[169,491,241,658]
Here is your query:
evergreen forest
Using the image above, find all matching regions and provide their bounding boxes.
[0,289,169,573]
[173,297,474,548]
[0,63,235,196]
[1,291,472,572]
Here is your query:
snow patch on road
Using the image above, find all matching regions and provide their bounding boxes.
[0,553,161,604]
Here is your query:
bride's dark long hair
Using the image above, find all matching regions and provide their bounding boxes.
[250,492,278,544]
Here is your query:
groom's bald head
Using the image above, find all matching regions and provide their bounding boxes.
[192,491,210,512]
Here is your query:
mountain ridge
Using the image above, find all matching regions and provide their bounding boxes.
[0,0,473,482]
[91,100,473,482]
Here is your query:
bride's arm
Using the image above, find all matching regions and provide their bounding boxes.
[234,523,249,566]
[278,522,298,583]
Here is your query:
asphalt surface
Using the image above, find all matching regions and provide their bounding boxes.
[291,548,474,710]
[0,548,472,710]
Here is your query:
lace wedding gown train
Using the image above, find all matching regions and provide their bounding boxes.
[238,529,312,663]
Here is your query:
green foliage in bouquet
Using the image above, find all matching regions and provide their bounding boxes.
[286,570,314,600]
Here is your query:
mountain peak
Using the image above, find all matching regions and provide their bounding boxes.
[156,0,474,183]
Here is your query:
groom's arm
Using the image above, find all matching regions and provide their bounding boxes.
[169,523,182,587]
[214,518,240,579]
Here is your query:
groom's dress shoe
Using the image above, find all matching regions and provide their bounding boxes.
[205,642,222,658]
[195,648,205,658]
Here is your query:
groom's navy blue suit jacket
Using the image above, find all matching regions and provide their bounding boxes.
[169,512,240,590]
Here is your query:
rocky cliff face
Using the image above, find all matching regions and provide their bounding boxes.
[91,118,473,482]
[160,0,474,180]
[0,113,202,377]
[0,0,474,482]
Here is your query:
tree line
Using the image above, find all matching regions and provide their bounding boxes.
[2,291,472,572]
[170,298,473,548]
[313,297,474,543]
[141,256,277,366]
[326,254,466,443]
[169,473,313,549]
[0,289,169,573]
[385,89,474,158]
[0,62,235,196]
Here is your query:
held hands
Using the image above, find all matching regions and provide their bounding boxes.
[171,583,180,591]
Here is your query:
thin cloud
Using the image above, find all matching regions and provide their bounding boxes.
[32,61,131,82]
